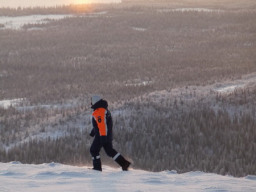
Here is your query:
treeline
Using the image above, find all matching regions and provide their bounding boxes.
[0,102,89,148]
[0,4,98,16]
[0,129,91,165]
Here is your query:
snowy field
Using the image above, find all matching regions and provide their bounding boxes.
[0,162,255,192]
[157,8,224,13]
[0,15,72,30]
[0,98,23,109]
[0,12,108,30]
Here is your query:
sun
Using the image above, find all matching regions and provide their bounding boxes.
[71,1,94,13]
[74,0,92,5]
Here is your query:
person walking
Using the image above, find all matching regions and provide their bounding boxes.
[89,95,131,171]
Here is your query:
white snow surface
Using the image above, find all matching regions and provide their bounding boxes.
[0,15,72,30]
[0,162,255,192]
[157,8,223,13]
[173,8,223,13]
[0,98,23,109]
[0,12,108,30]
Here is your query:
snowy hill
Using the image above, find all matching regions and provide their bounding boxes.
[0,162,256,192]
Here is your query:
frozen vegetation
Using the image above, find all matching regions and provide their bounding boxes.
[0,0,256,178]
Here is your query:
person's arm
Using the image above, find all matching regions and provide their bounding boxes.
[90,117,96,137]
[90,128,95,137]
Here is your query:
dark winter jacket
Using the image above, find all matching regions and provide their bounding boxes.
[90,99,113,144]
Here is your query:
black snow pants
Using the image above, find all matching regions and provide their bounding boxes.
[90,136,131,171]
[90,136,118,159]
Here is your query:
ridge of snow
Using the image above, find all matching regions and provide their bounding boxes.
[0,162,255,192]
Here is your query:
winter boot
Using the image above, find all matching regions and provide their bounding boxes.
[114,153,131,171]
[92,156,102,171]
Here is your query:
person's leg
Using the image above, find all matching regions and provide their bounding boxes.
[114,155,131,171]
[103,142,131,171]
[103,142,118,158]
[90,138,102,171]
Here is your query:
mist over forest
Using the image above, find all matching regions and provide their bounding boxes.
[0,0,256,177]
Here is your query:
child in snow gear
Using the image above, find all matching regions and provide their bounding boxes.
[89,95,131,171]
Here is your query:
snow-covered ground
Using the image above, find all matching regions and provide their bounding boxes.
[157,8,223,13]
[0,98,23,109]
[0,12,108,30]
[0,162,255,192]
[214,73,256,94]
[173,8,223,13]
[132,27,147,32]
[137,72,256,105]
[0,15,72,30]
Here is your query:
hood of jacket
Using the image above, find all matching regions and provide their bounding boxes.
[91,99,108,110]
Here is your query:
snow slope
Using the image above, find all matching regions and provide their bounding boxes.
[0,162,255,192]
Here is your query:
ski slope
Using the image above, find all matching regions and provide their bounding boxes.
[0,162,255,192]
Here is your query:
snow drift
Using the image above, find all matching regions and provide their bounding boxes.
[0,162,255,192]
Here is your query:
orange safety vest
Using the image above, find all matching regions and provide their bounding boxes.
[92,108,108,136]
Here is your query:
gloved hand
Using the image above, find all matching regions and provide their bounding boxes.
[90,129,95,137]
[100,136,108,145]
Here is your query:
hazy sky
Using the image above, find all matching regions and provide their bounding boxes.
[0,0,121,8]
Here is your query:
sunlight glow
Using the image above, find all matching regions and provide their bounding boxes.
[0,0,121,9]
[70,4,93,13]
[74,0,92,5]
